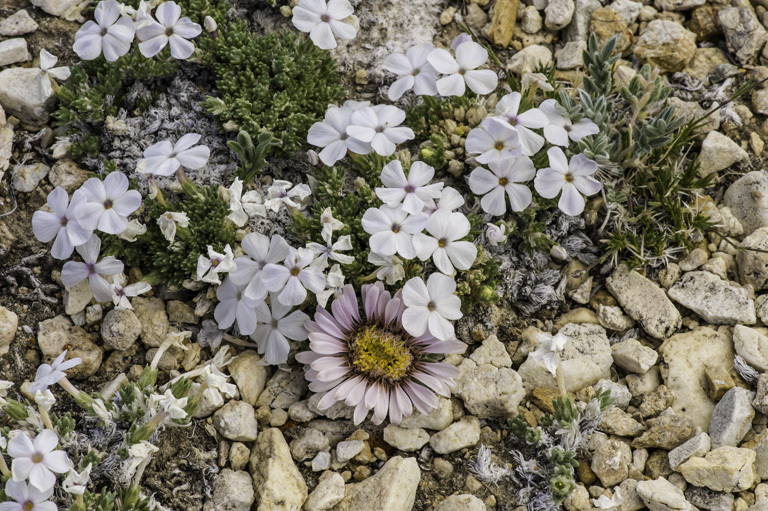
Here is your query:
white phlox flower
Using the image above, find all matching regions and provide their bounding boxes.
[226,178,266,226]
[201,365,237,398]
[316,263,345,307]
[157,211,189,243]
[196,244,237,285]
[539,99,599,146]
[110,273,152,309]
[529,331,568,376]
[62,464,92,496]
[32,187,92,260]
[423,186,464,215]
[152,389,189,419]
[214,277,261,336]
[401,273,462,341]
[361,204,428,260]
[33,390,55,412]
[291,0,357,50]
[37,50,70,101]
[137,0,202,59]
[384,43,438,101]
[427,41,498,96]
[61,235,124,303]
[485,223,507,246]
[593,489,624,511]
[375,160,443,215]
[347,105,415,157]
[262,247,326,306]
[307,101,372,166]
[73,0,136,62]
[521,72,554,93]
[251,294,309,365]
[264,180,312,212]
[307,233,355,270]
[367,252,405,285]
[465,117,522,164]
[8,430,71,492]
[125,441,159,477]
[534,147,600,217]
[468,156,535,216]
[0,480,57,511]
[413,210,477,275]
[495,92,548,156]
[77,172,142,235]
[29,351,82,394]
[230,233,291,302]
[118,219,147,242]
[320,207,345,241]
[137,134,210,177]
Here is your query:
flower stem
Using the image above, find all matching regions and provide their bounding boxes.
[57,377,81,399]
[38,404,55,431]
[0,453,10,478]
[555,361,567,398]
[222,332,258,348]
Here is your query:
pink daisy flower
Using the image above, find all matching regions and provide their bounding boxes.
[296,282,465,425]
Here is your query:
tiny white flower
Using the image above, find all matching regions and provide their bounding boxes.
[29,350,82,394]
[468,156,535,216]
[0,380,14,399]
[8,430,71,493]
[37,50,70,101]
[361,204,428,260]
[465,117,522,164]
[495,92,548,156]
[308,100,372,166]
[117,219,147,242]
[529,331,568,377]
[125,441,158,477]
[375,160,444,215]
[0,480,57,511]
[316,263,345,307]
[367,252,405,285]
[77,172,142,235]
[534,147,600,217]
[138,134,210,177]
[73,0,136,62]
[413,210,477,275]
[196,244,237,285]
[33,390,56,412]
[402,273,462,341]
[262,247,326,306]
[137,1,202,59]
[230,233,291,301]
[201,365,237,398]
[152,389,189,419]
[384,43,438,101]
[226,178,266,227]
[347,105,415,157]
[521,72,554,93]
[291,0,357,50]
[593,489,623,511]
[157,211,189,243]
[214,277,261,336]
[110,274,152,310]
[307,233,355,270]
[264,180,312,212]
[320,207,345,241]
[62,464,92,496]
[486,223,507,246]
[539,99,599,147]
[91,399,113,422]
[61,235,124,303]
[251,294,309,365]
[427,41,498,96]
[32,187,93,260]
[423,186,465,215]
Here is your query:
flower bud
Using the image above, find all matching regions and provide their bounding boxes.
[306,149,320,166]
[550,244,569,261]
[204,16,218,38]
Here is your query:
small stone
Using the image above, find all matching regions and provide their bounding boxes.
[48,158,88,193]
[638,385,674,418]
[633,20,696,72]
[752,132,765,156]
[595,379,632,409]
[556,41,586,70]
[228,350,268,407]
[683,48,730,83]
[507,45,553,75]
[709,387,755,448]
[259,368,307,410]
[0,39,30,67]
[611,339,658,374]
[668,432,711,471]
[436,494,486,511]
[632,413,696,450]
[590,7,631,53]
[733,325,768,373]
[724,171,768,236]
[30,0,85,17]
[454,358,524,418]
[679,446,757,493]
[636,477,695,511]
[312,451,331,472]
[101,309,142,351]
[37,315,102,378]
[63,279,91,316]
[433,458,453,479]
[591,438,632,487]
[212,401,258,442]
[600,408,645,437]
[469,335,511,368]
[229,442,250,472]
[737,228,768,291]
[719,6,768,65]
[330,456,420,511]
[12,163,49,193]
[520,6,542,34]
[749,430,768,480]
[132,297,170,348]
[668,271,756,325]
[304,472,345,511]
[606,265,681,339]
[0,305,18,355]
[704,365,735,402]
[429,416,481,454]
[399,397,453,430]
[689,5,720,41]
[439,6,455,25]
[290,429,329,461]
[249,428,307,511]
[544,0,575,30]
[336,440,364,462]
[564,0,602,42]
[211,469,255,511]
[0,67,56,125]
[166,300,198,324]
[0,10,38,36]
[654,0,704,11]
[464,3,488,30]
[383,425,429,452]
[698,132,748,177]
[609,0,642,24]
[678,248,709,271]
[597,305,636,331]
[684,486,735,511]
[487,0,520,47]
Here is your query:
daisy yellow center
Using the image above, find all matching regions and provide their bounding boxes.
[495,142,504,150]
[32,452,43,463]
[351,326,412,381]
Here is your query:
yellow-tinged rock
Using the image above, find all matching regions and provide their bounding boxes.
[488,0,519,48]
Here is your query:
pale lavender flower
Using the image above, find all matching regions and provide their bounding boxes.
[32,187,92,260]
[413,210,477,275]
[347,106,414,157]
[110,274,151,309]
[485,223,507,246]
[361,204,428,260]
[230,233,291,302]
[367,252,405,285]
[307,233,355,271]
[423,186,464,215]
[308,101,372,166]
[495,92,548,156]
[0,480,57,511]
[227,178,265,226]
[375,160,443,215]
[137,1,202,59]
[137,134,210,177]
[539,99,599,146]
[465,117,522,164]
[264,180,312,212]
[401,273,462,341]
[427,41,498,96]
[384,43,438,100]
[196,244,237,285]
[37,50,70,101]
[8,430,71,492]
[29,350,82,394]
[534,147,600,216]
[468,156,535,216]
[251,295,309,365]
[73,0,136,62]
[61,235,124,303]
[77,172,142,235]
[292,0,357,50]
[214,277,261,336]
[262,247,326,306]
[157,211,189,243]
[529,331,568,376]
[296,282,465,424]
